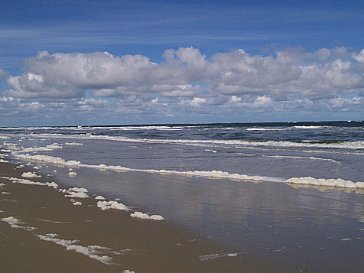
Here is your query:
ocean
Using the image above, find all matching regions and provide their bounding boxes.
[1,121,364,272]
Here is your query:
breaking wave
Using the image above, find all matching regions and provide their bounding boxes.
[17,133,364,150]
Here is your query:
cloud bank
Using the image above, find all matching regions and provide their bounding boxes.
[1,47,364,124]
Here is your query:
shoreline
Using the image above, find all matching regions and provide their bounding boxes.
[0,160,275,273]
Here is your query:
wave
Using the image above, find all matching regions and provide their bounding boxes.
[29,133,364,150]
[246,128,287,131]
[262,155,341,165]
[109,126,183,131]
[294,126,332,129]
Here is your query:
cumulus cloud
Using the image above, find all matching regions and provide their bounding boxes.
[6,47,364,100]
[2,47,364,122]
[353,49,364,63]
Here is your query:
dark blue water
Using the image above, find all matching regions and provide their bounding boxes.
[1,121,363,143]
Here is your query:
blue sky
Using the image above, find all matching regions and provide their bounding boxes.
[0,0,364,126]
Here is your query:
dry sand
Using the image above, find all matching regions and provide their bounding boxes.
[0,161,275,273]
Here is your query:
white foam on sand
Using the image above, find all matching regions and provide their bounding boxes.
[95,196,106,200]
[96,200,129,211]
[37,233,112,264]
[13,153,80,168]
[130,211,164,221]
[286,177,364,189]
[1,216,37,231]
[1,176,58,188]
[2,213,131,265]
[37,219,72,224]
[21,171,41,178]
[199,253,239,261]
[60,187,89,198]
[0,159,9,163]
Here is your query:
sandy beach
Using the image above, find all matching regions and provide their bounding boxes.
[0,160,275,273]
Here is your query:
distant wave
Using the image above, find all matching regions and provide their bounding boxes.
[246,128,287,131]
[261,155,342,164]
[25,133,364,150]
[293,125,332,129]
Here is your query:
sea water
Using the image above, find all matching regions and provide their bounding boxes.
[1,121,364,272]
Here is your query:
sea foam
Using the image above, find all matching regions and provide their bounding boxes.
[37,233,112,264]
[1,177,58,188]
[130,211,164,221]
[61,187,89,198]
[199,253,239,261]
[19,143,63,153]
[1,216,37,231]
[286,177,364,189]
[21,172,41,178]
[13,153,80,168]
[96,200,129,211]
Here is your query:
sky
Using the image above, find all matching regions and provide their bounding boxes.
[0,0,364,126]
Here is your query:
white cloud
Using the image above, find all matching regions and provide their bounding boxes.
[327,96,363,109]
[181,97,207,108]
[353,49,364,63]
[253,96,272,107]
[7,47,364,101]
[2,47,364,122]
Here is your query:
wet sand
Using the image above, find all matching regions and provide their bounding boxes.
[0,161,275,273]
